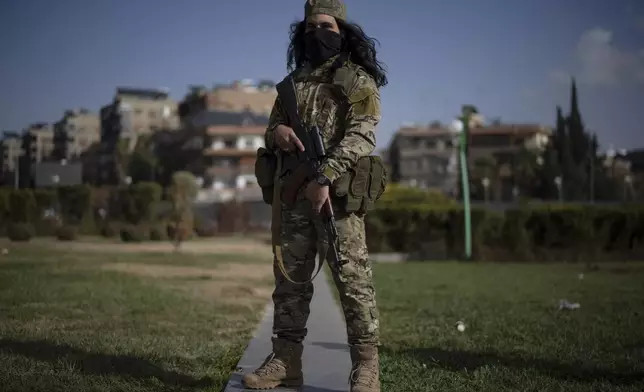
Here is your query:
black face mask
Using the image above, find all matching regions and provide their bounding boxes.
[304,28,342,67]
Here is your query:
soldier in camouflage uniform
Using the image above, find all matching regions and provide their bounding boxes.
[246,1,388,391]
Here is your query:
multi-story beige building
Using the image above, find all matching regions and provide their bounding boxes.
[97,87,179,185]
[173,82,275,199]
[203,125,265,191]
[181,80,277,123]
[53,108,100,161]
[387,123,461,192]
[22,123,55,164]
[1,132,22,173]
[387,122,552,197]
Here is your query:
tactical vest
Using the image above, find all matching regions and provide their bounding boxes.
[254,62,388,214]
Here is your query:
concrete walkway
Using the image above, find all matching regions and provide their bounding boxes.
[224,270,351,392]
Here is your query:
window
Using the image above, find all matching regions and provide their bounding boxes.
[149,110,157,119]
[435,140,445,151]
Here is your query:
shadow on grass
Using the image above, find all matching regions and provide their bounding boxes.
[0,338,214,388]
[381,346,644,386]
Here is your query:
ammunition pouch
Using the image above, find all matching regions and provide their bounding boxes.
[254,147,278,205]
[332,155,388,214]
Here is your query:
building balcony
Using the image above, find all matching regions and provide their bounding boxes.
[203,147,257,157]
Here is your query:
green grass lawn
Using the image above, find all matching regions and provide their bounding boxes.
[0,245,272,392]
[373,261,644,392]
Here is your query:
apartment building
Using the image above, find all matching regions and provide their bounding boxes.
[387,124,460,193]
[22,123,55,163]
[387,122,552,195]
[181,79,277,122]
[203,125,265,190]
[53,108,100,161]
[1,132,22,173]
[11,123,56,187]
[174,83,273,198]
[98,87,179,185]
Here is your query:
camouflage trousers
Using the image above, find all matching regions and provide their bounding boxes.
[272,198,380,346]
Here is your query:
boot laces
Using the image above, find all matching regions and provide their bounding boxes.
[349,362,377,386]
[255,353,285,376]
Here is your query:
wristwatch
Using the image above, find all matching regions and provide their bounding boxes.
[316,174,331,186]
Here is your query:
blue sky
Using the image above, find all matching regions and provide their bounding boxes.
[1,0,643,150]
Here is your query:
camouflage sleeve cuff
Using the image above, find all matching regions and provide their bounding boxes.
[264,122,281,151]
[318,165,339,183]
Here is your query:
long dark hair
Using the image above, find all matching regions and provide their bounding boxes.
[286,20,388,88]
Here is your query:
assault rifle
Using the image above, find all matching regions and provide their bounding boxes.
[276,76,341,271]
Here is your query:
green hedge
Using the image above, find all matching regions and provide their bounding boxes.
[365,204,644,261]
[0,182,163,238]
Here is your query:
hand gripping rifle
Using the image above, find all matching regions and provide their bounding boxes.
[274,76,341,284]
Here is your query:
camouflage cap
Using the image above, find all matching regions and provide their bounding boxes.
[304,0,347,21]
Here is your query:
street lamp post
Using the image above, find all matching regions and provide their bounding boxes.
[14,158,19,189]
[512,186,520,202]
[588,132,595,203]
[606,145,616,178]
[624,175,633,201]
[451,105,482,261]
[554,176,563,202]
[482,177,490,203]
[195,177,204,201]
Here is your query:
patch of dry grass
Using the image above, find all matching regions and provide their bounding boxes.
[0,241,274,392]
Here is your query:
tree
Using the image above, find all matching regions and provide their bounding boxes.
[534,80,608,201]
[168,171,198,250]
[114,139,131,184]
[511,147,539,197]
[128,134,157,183]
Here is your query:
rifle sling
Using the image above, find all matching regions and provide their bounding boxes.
[272,155,326,285]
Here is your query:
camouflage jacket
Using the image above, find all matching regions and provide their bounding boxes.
[265,56,381,182]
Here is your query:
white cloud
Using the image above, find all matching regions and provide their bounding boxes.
[552,27,644,87]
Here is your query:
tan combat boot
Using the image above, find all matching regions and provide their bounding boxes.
[349,345,380,392]
[241,337,304,389]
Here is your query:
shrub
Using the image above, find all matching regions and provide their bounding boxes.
[0,189,10,236]
[56,225,79,241]
[119,224,148,243]
[149,225,168,241]
[7,223,35,242]
[8,190,37,223]
[114,182,162,224]
[194,220,217,237]
[99,222,119,238]
[57,185,91,225]
[365,203,644,262]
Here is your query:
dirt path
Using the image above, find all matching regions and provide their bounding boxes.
[0,236,276,308]
[101,261,275,308]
